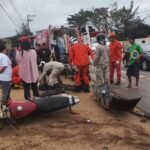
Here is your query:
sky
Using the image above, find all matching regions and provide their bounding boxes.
[0,0,150,38]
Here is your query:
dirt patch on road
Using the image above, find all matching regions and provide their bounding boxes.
[0,81,150,150]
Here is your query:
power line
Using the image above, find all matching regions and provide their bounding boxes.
[8,0,24,24]
[0,2,18,27]
[1,0,16,22]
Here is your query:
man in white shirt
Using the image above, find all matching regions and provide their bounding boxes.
[0,44,12,105]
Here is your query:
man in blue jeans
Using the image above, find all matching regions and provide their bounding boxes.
[0,44,12,105]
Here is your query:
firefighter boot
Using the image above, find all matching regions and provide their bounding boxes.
[83,84,90,93]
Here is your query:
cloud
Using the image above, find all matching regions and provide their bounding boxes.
[0,0,150,38]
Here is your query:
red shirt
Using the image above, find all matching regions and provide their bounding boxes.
[109,40,122,62]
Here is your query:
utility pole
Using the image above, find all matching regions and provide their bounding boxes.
[26,14,36,35]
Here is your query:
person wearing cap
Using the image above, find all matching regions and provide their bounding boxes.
[93,33,109,86]
[16,40,39,100]
[126,37,143,88]
[109,32,122,85]
[69,38,94,92]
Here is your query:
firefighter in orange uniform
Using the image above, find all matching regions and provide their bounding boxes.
[109,32,122,85]
[69,38,93,92]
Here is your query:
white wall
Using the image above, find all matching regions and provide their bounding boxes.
[135,37,150,45]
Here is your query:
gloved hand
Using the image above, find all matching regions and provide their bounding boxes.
[116,60,120,64]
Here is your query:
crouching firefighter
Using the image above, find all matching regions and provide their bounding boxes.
[38,61,65,88]
[93,33,109,98]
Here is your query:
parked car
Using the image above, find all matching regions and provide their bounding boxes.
[140,44,150,70]
[123,44,150,71]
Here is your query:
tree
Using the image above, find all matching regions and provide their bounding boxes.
[109,1,144,39]
[128,23,150,38]
[9,23,33,44]
[67,1,150,40]
[86,8,109,32]
[67,8,109,32]
[20,23,32,36]
[67,9,89,29]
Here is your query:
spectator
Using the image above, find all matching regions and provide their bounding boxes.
[8,44,17,68]
[38,42,51,63]
[126,37,144,88]
[16,40,39,100]
[35,43,42,69]
[0,44,12,105]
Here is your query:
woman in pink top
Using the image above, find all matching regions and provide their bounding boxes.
[16,40,39,100]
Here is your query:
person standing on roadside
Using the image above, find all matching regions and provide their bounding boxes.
[126,37,143,88]
[8,44,17,68]
[109,32,122,85]
[16,40,39,100]
[0,44,12,105]
[35,43,41,65]
[38,42,51,63]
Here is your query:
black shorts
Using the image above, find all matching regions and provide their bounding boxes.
[126,62,139,78]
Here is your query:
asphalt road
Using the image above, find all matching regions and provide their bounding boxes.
[121,68,150,115]
[90,65,150,115]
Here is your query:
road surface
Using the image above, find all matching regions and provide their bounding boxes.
[121,68,150,115]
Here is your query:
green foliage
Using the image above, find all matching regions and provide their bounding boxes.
[67,9,89,28]
[9,23,33,44]
[109,1,144,39]
[67,8,108,31]
[67,1,150,40]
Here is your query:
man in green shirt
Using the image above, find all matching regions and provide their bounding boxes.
[126,37,144,88]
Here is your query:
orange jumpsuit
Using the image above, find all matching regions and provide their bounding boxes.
[12,65,22,85]
[69,43,93,86]
[109,40,122,81]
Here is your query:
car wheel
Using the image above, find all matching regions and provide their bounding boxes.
[142,60,148,71]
